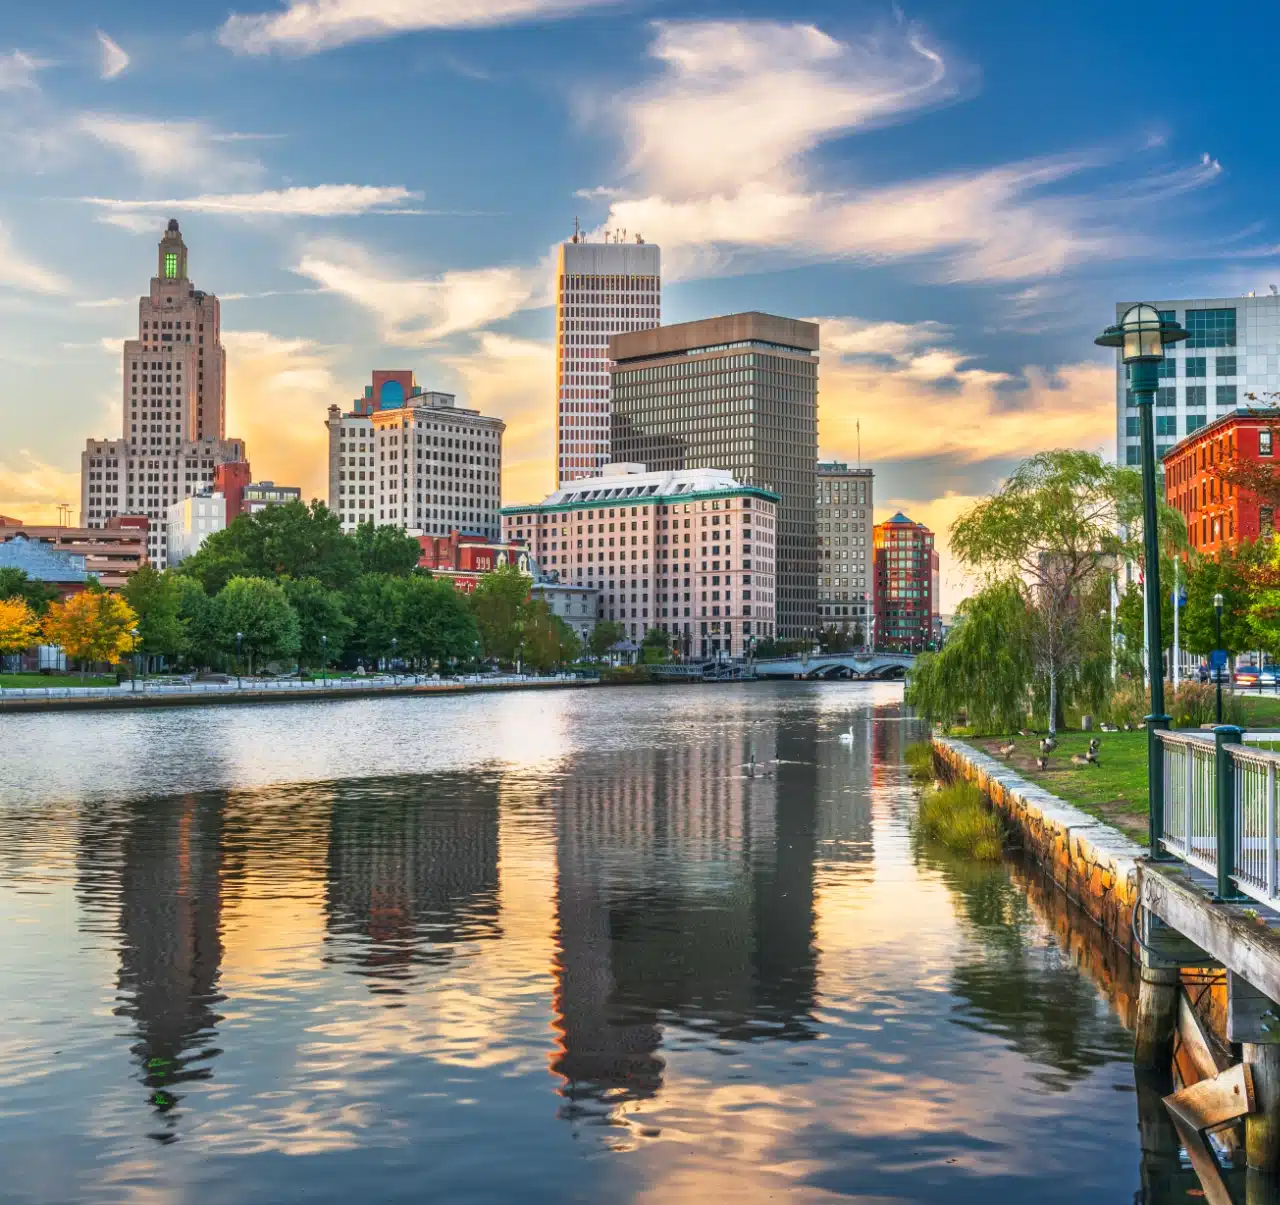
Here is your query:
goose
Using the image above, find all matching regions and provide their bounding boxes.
[998,741,1017,757]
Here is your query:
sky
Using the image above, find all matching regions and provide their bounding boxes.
[1,0,1278,609]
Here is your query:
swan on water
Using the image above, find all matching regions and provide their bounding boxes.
[838,726,855,744]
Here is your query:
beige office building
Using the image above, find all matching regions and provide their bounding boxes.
[817,462,874,640]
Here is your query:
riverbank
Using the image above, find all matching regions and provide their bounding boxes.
[0,673,598,713]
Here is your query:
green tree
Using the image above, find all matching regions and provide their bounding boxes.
[1182,543,1265,657]
[283,576,352,670]
[215,576,300,674]
[343,574,404,668]
[588,620,626,659]
[122,565,186,668]
[818,626,854,654]
[470,564,529,662]
[521,600,580,671]
[906,580,1036,733]
[951,450,1131,735]
[398,575,479,668]
[0,567,59,615]
[640,626,670,664]
[352,523,423,577]
[174,576,220,669]
[180,500,358,593]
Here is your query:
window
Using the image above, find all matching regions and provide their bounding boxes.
[1217,356,1238,377]
[1263,508,1275,537]
[1217,385,1238,408]
[1262,429,1274,457]
[1125,416,1139,437]
[1186,308,1236,348]
[1156,414,1177,437]
[1186,385,1207,408]
[1156,357,1176,380]
[1186,413,1207,434]
[1126,446,1140,466]
[1186,357,1206,378]
[164,251,178,279]
[1156,387,1176,408]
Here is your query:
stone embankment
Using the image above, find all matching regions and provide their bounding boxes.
[933,736,1143,956]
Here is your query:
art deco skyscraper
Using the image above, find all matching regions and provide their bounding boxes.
[80,220,246,568]
[555,228,660,485]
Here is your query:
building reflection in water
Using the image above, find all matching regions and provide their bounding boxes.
[549,708,821,1120]
[77,794,227,1143]
[324,772,502,996]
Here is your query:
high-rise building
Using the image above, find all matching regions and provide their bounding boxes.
[1114,294,1280,467]
[326,370,504,538]
[609,312,819,641]
[555,231,660,485]
[873,513,938,651]
[817,462,873,640]
[79,220,246,568]
[502,463,778,658]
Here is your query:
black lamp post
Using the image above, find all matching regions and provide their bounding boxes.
[391,636,399,685]
[320,634,328,687]
[1096,304,1188,858]
[235,630,243,691]
[1214,591,1225,724]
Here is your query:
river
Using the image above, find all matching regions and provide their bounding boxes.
[0,682,1156,1203]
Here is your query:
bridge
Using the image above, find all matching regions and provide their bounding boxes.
[751,651,916,680]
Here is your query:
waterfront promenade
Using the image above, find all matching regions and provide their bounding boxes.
[0,671,595,713]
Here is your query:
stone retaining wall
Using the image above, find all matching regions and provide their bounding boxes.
[933,737,1144,957]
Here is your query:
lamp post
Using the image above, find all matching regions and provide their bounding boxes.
[235,631,243,691]
[1214,591,1225,724]
[1097,304,1188,858]
[391,636,399,685]
[320,634,328,687]
[130,627,140,694]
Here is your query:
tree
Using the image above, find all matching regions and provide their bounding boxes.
[352,523,423,577]
[1181,543,1264,657]
[398,575,479,667]
[283,576,352,670]
[470,565,529,662]
[215,576,300,675]
[906,580,1036,733]
[173,575,220,669]
[520,600,580,671]
[123,565,186,668]
[180,500,359,593]
[344,573,404,667]
[0,597,41,658]
[43,591,138,675]
[588,620,626,659]
[640,626,670,664]
[950,450,1131,735]
[0,568,58,615]
[818,626,854,654]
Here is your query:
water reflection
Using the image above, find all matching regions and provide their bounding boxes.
[0,685,1156,1202]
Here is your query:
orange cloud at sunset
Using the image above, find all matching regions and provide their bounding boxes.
[0,451,81,524]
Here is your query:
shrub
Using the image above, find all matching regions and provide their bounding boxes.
[916,781,1003,861]
[1105,679,1148,729]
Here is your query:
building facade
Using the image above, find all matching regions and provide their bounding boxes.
[609,312,818,641]
[531,578,600,644]
[79,220,246,568]
[556,233,660,485]
[502,463,778,659]
[873,512,938,650]
[0,537,91,599]
[0,520,148,588]
[243,481,302,513]
[817,462,873,641]
[1163,408,1279,556]
[1115,294,1280,468]
[326,372,504,539]
[214,461,253,522]
[415,532,530,592]
[167,491,226,566]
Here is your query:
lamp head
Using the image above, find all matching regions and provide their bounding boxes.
[1095,303,1188,364]
[1214,592,1225,610]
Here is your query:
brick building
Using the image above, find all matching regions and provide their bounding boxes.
[416,531,530,593]
[1164,408,1279,556]
[873,513,939,651]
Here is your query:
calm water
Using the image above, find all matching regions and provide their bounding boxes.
[0,683,1153,1203]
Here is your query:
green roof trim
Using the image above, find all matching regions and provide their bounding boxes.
[501,483,780,516]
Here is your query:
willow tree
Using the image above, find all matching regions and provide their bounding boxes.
[950,451,1129,736]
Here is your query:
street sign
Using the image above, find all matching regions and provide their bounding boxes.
[1210,649,1228,670]
[1172,589,1187,607]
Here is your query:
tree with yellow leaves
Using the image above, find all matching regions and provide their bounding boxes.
[42,590,138,676]
[0,597,41,658]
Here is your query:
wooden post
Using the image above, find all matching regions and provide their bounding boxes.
[1229,971,1280,1172]
[1136,955,1181,1071]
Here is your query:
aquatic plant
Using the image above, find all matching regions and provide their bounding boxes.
[916,781,1003,861]
[904,740,936,781]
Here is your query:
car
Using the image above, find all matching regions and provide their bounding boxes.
[1262,672,1278,688]
[1236,669,1260,687]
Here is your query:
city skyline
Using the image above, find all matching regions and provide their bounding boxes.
[1,1,1279,608]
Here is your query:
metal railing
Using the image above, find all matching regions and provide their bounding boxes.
[1157,728,1280,906]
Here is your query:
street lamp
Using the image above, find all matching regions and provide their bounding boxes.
[1214,591,1225,724]
[1096,304,1188,858]
[130,627,140,694]
[320,634,328,687]
[235,631,243,691]
[391,636,399,685]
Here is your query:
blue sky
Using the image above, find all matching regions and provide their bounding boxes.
[1,0,1278,605]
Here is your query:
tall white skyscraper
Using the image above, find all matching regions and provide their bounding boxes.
[80,220,246,568]
[1114,293,1280,467]
[555,229,660,485]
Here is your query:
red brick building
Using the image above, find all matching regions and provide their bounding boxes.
[416,531,531,593]
[1163,409,1278,556]
[873,512,939,650]
[214,460,253,522]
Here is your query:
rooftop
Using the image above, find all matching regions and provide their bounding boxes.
[0,536,90,584]
[1161,407,1280,462]
[610,311,819,362]
[504,464,778,511]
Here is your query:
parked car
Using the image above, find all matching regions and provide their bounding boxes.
[1236,669,1260,687]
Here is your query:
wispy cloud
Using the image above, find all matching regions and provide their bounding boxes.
[295,237,543,343]
[0,50,50,93]
[220,0,622,56]
[82,185,422,220]
[76,113,263,182]
[97,31,130,80]
[0,221,69,294]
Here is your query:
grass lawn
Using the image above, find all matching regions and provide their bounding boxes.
[0,673,117,688]
[971,730,1150,841]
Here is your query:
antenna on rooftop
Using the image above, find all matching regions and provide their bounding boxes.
[1271,284,1278,296]
[571,216,580,244]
